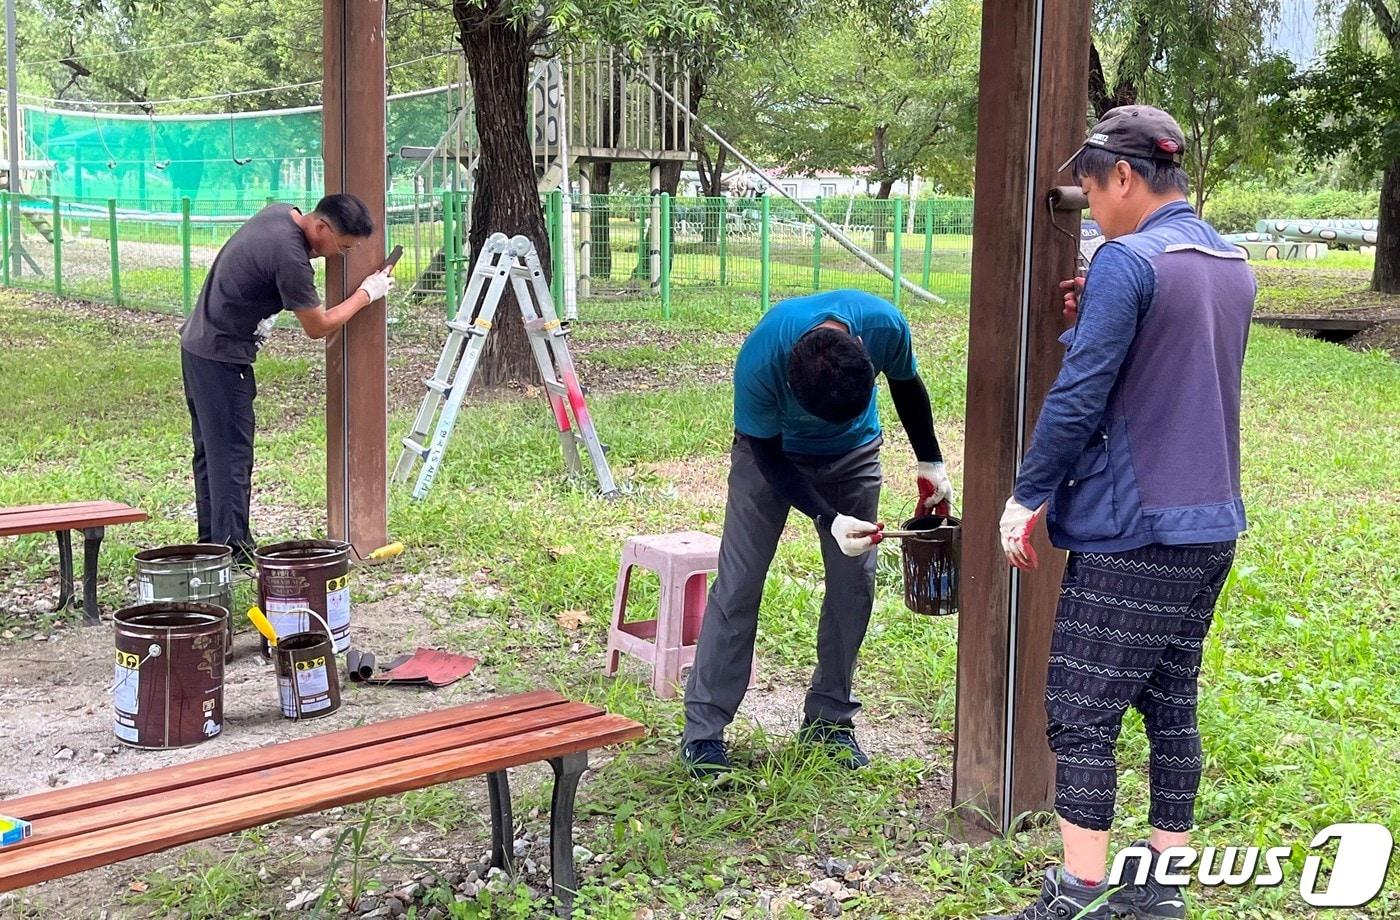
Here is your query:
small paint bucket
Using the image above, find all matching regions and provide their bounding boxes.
[134,544,235,658]
[255,539,351,658]
[272,630,341,720]
[113,603,227,748]
[900,514,961,616]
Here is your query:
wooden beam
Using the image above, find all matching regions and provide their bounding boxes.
[323,0,389,556]
[954,0,1090,835]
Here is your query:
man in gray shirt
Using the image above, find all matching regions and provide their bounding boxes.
[178,193,394,562]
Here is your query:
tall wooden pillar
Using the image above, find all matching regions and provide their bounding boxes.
[953,0,1091,834]
[322,0,389,556]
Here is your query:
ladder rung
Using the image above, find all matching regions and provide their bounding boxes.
[542,380,567,397]
[425,379,451,394]
[401,437,428,457]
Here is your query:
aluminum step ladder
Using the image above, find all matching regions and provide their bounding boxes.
[394,232,618,501]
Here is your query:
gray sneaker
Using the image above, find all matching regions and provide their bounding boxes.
[1108,842,1188,919]
[985,868,1113,920]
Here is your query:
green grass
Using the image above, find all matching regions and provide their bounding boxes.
[0,264,1396,917]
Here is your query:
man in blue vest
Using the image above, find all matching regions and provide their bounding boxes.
[989,107,1255,920]
[681,288,953,774]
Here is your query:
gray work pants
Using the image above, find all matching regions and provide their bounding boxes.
[682,435,883,744]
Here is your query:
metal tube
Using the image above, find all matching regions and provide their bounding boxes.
[577,166,591,299]
[760,195,771,309]
[109,198,121,304]
[659,191,671,319]
[5,0,22,277]
[442,189,456,318]
[51,194,61,295]
[892,198,904,308]
[922,198,935,289]
[0,189,8,285]
[812,197,823,291]
[634,69,944,304]
[181,196,192,313]
[648,163,660,295]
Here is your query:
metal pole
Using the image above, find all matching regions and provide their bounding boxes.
[648,163,661,297]
[4,0,23,277]
[51,194,60,295]
[717,196,727,286]
[892,198,904,308]
[0,189,8,285]
[760,194,771,309]
[922,198,935,290]
[442,189,456,318]
[108,197,121,304]
[812,196,823,291]
[659,191,671,320]
[180,196,192,313]
[578,165,592,299]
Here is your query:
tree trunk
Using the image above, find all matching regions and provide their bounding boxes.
[1375,158,1400,294]
[456,1,549,387]
[590,161,612,281]
[872,178,894,254]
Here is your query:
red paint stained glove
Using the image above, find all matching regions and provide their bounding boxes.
[830,514,884,557]
[916,461,955,517]
[999,497,1044,570]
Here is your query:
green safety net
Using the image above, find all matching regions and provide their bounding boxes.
[20,87,459,212]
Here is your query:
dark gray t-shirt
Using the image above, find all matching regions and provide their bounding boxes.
[179,206,321,364]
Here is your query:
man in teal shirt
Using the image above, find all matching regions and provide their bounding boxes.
[682,289,954,773]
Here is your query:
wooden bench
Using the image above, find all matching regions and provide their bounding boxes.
[0,500,147,623]
[0,690,644,916]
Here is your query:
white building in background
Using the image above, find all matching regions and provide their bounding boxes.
[681,167,919,199]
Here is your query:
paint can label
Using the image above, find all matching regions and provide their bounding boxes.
[137,579,153,603]
[326,573,351,649]
[114,650,140,714]
[278,676,296,718]
[265,598,312,638]
[295,657,332,714]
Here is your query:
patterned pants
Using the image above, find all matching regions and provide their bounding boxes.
[1046,541,1236,832]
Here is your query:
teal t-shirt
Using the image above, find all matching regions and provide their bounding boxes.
[733,289,918,455]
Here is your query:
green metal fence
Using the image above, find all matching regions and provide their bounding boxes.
[0,190,973,320]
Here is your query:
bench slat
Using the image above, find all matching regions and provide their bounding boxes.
[2,690,568,819]
[11,701,601,849]
[0,504,148,537]
[0,501,123,517]
[0,714,644,892]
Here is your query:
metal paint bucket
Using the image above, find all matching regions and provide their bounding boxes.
[113,603,226,748]
[255,540,351,657]
[272,631,341,720]
[134,544,235,658]
[900,514,961,616]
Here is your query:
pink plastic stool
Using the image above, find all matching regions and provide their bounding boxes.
[604,531,755,698]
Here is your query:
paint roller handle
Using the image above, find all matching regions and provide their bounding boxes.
[366,542,404,562]
[247,605,279,647]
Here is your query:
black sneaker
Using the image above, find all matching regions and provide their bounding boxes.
[985,868,1113,920]
[1108,842,1188,919]
[680,739,732,776]
[798,720,870,768]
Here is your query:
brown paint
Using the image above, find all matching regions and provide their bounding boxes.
[113,603,226,749]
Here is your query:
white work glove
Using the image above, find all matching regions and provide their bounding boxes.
[830,514,884,557]
[916,461,955,516]
[999,497,1044,570]
[358,268,396,303]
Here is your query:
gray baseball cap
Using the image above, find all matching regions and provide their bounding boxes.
[1058,105,1187,172]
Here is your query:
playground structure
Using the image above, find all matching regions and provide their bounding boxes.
[1225,217,1379,261]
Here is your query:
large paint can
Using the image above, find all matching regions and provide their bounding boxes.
[113,603,226,748]
[134,544,235,657]
[255,540,351,657]
[272,631,341,720]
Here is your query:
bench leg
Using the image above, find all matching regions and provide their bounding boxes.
[81,526,104,625]
[53,530,75,613]
[486,770,514,874]
[548,751,589,917]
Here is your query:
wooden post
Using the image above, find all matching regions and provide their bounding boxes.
[954,0,1090,836]
[323,0,389,558]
